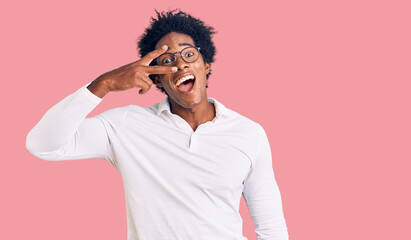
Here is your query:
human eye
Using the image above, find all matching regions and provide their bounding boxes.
[162,58,172,64]
[185,51,195,58]
[159,55,173,65]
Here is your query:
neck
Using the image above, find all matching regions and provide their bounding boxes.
[168,97,216,131]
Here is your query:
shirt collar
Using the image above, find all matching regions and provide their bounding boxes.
[156,96,227,119]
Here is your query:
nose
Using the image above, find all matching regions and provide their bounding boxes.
[174,55,189,70]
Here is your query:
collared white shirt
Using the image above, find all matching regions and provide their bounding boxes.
[26,84,289,240]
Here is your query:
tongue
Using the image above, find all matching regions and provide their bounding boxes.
[177,79,194,93]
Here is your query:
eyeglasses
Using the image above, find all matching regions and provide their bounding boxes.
[156,46,201,66]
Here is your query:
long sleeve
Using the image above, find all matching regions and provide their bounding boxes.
[242,125,289,240]
[26,84,114,163]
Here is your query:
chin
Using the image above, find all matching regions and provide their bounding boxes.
[177,91,206,108]
[179,95,203,108]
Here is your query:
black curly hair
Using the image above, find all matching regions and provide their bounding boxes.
[137,9,216,94]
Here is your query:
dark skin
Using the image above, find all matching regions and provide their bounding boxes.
[87,45,178,97]
[87,32,215,131]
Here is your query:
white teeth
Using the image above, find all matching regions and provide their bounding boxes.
[176,75,195,86]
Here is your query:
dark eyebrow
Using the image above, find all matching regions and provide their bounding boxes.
[167,43,194,50]
[179,43,194,47]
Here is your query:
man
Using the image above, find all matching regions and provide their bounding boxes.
[26,10,289,240]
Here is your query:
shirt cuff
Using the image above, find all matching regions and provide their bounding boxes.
[79,82,104,104]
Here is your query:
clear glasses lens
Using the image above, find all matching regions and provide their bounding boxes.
[181,47,199,63]
[158,53,175,66]
[157,47,199,66]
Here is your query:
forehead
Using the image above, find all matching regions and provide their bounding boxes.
[155,32,195,49]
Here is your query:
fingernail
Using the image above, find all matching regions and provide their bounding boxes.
[172,67,178,71]
[162,45,167,50]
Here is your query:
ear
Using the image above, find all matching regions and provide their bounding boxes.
[154,75,162,88]
[205,62,210,75]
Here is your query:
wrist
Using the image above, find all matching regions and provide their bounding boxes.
[87,76,111,98]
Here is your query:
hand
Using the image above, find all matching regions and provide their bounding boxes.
[87,45,177,98]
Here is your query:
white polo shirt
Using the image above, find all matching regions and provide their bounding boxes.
[26,84,289,240]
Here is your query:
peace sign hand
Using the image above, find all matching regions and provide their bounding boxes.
[87,45,177,98]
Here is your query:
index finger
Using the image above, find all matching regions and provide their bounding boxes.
[144,65,178,74]
[139,45,169,66]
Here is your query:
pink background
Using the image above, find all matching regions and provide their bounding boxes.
[1,0,410,239]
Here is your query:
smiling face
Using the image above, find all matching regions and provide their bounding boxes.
[154,32,210,111]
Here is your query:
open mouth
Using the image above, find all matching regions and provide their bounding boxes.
[175,75,196,93]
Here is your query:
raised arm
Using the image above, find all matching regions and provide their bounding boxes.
[242,126,289,240]
[25,85,113,161]
[26,45,177,163]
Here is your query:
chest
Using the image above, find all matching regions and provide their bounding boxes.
[113,124,253,192]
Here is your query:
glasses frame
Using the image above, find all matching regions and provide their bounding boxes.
[155,46,201,66]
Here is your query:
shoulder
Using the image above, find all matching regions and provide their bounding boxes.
[96,103,159,122]
[93,105,133,124]
[221,103,264,134]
